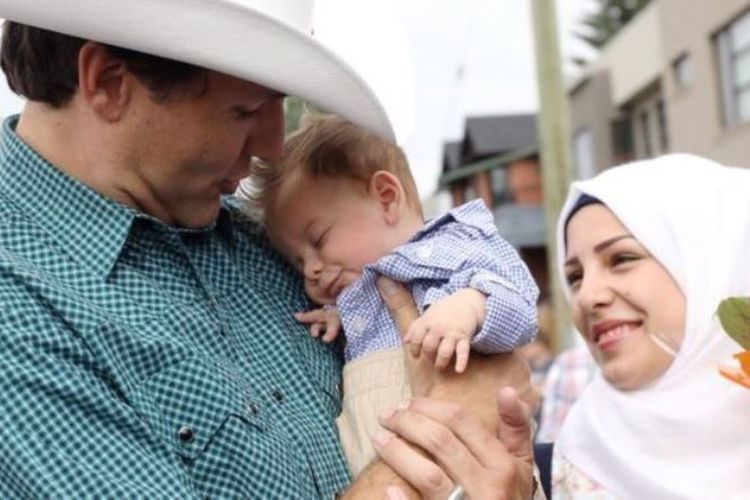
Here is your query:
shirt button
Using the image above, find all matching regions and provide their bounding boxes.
[247,401,259,416]
[177,425,195,444]
[271,389,284,403]
[208,297,219,309]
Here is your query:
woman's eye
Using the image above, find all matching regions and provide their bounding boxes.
[611,253,640,266]
[565,270,583,288]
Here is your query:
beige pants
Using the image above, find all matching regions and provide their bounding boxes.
[335,347,412,477]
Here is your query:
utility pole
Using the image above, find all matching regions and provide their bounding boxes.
[531,0,574,350]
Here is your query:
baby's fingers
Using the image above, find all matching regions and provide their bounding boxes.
[434,337,456,370]
[321,317,341,343]
[294,309,328,325]
[406,320,429,358]
[310,322,323,338]
[454,339,470,373]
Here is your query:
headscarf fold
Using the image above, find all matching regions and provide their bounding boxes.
[556,154,750,499]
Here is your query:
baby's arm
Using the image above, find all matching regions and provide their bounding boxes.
[406,288,486,373]
[294,306,341,343]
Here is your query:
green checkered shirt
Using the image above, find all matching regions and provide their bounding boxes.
[0,116,350,498]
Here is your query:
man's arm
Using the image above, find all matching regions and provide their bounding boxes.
[344,278,535,499]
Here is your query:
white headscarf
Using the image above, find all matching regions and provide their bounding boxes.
[555,154,750,499]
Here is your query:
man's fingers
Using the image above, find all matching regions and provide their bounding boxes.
[396,398,507,468]
[372,430,454,500]
[376,407,477,500]
[496,386,534,466]
[377,276,418,341]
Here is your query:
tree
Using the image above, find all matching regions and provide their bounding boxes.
[576,0,652,50]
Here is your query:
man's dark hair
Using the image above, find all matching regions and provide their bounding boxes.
[0,21,208,107]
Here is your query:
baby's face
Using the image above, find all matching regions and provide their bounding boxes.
[268,173,400,305]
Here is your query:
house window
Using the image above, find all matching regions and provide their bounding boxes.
[573,127,596,179]
[672,53,693,89]
[490,168,506,205]
[656,99,669,152]
[611,115,634,163]
[716,9,750,126]
[639,110,652,158]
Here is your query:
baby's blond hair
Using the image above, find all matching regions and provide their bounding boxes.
[246,114,422,223]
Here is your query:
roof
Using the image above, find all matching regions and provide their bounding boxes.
[442,141,462,172]
[464,113,537,158]
[438,144,538,186]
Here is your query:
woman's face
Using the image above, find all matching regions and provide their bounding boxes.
[564,204,686,390]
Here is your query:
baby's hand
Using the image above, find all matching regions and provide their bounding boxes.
[294,306,341,343]
[405,289,486,373]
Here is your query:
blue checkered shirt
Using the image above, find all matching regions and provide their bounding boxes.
[338,199,539,361]
[0,116,350,497]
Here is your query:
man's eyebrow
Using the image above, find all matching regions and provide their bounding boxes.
[563,234,634,267]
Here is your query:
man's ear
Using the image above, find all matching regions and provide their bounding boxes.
[369,171,405,225]
[77,42,131,122]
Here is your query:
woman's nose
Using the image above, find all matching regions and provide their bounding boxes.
[577,271,614,310]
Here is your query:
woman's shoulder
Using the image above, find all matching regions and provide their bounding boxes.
[552,449,619,500]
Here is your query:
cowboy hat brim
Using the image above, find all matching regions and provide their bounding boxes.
[0,0,395,141]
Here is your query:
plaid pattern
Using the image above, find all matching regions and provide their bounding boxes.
[338,199,539,361]
[536,346,596,443]
[0,116,350,498]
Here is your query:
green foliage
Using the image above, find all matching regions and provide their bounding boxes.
[575,0,652,49]
[284,96,321,134]
[718,297,750,350]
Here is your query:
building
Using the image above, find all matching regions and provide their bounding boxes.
[569,0,750,178]
[438,114,550,298]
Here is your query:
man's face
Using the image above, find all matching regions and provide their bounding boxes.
[126,72,285,227]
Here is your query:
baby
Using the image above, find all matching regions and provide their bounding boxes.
[244,115,539,475]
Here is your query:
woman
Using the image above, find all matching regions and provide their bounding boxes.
[372,154,750,499]
[553,154,750,498]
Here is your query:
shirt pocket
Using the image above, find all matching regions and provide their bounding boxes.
[131,355,266,462]
[389,240,467,275]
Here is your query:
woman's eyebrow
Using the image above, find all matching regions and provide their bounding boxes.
[593,234,634,253]
[563,234,634,267]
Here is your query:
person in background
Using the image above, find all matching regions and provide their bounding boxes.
[535,343,595,443]
[553,154,750,498]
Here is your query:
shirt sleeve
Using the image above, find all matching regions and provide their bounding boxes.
[421,233,539,353]
[0,322,198,498]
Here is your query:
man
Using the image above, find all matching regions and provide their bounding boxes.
[0,1,534,497]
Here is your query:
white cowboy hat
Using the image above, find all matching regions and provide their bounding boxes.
[0,0,395,141]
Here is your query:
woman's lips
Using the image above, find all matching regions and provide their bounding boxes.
[591,320,643,351]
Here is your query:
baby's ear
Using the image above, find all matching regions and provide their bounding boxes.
[369,171,404,224]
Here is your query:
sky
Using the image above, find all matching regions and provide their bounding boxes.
[312,0,599,198]
[0,0,598,198]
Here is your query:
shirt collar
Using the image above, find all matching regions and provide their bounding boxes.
[0,115,137,279]
[0,115,238,279]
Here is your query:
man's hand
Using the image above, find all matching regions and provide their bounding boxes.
[373,388,535,500]
[377,277,536,431]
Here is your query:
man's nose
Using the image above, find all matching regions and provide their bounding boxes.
[245,98,285,163]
